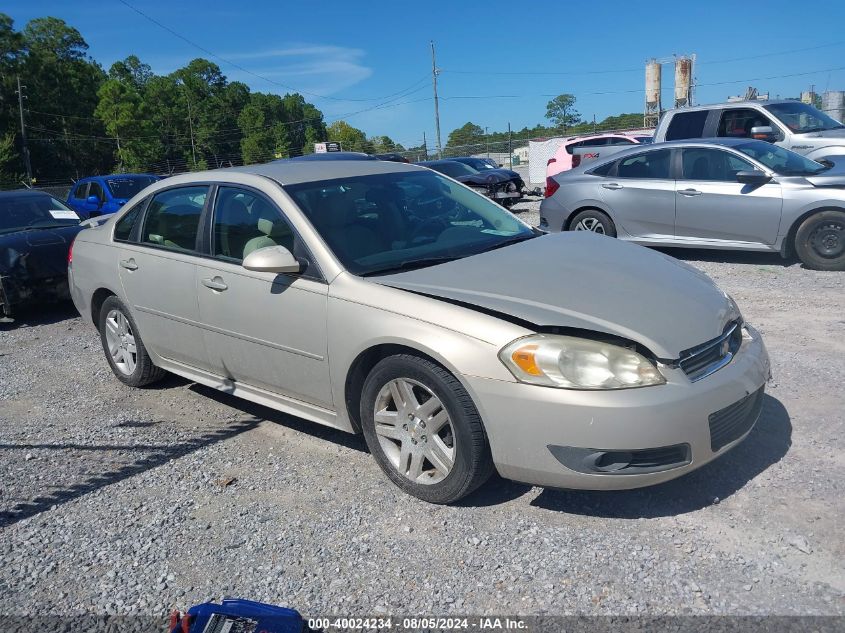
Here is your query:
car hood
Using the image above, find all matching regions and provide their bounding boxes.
[794,128,845,141]
[0,225,82,279]
[456,172,518,186]
[805,156,845,187]
[375,233,736,359]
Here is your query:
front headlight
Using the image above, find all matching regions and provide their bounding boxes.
[499,334,666,390]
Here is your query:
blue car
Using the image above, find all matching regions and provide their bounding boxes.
[67,173,159,218]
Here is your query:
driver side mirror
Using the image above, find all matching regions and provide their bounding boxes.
[749,126,776,142]
[86,195,102,207]
[242,245,301,274]
[736,170,772,185]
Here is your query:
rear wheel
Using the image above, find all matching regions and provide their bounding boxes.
[794,210,845,271]
[568,209,617,237]
[98,296,166,387]
[360,354,493,504]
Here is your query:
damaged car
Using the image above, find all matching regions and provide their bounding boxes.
[1,190,84,322]
[69,160,770,504]
[417,159,524,207]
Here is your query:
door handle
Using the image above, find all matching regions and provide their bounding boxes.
[119,258,138,271]
[678,188,702,196]
[202,277,228,291]
[602,183,623,190]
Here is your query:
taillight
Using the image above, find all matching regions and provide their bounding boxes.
[545,177,560,198]
[68,237,76,266]
[547,157,556,166]
[572,154,582,168]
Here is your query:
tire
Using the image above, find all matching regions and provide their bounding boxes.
[360,354,494,504]
[568,209,617,237]
[794,210,845,271]
[98,296,166,387]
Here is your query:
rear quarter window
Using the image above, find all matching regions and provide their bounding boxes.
[113,199,145,242]
[665,110,709,141]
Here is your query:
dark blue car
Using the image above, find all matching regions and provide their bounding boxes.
[67,173,159,218]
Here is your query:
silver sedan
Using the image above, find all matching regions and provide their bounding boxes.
[540,138,845,270]
[69,159,770,503]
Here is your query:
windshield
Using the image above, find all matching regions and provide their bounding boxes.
[764,102,844,134]
[0,194,80,235]
[429,162,478,178]
[285,170,535,276]
[734,140,828,176]
[106,176,158,199]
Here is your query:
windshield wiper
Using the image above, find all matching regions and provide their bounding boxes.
[477,233,537,253]
[362,255,461,276]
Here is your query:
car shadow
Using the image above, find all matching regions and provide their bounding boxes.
[188,383,368,454]
[657,247,800,268]
[0,301,80,328]
[528,394,791,518]
[0,418,260,529]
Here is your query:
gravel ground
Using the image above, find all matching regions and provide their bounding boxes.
[1,209,843,619]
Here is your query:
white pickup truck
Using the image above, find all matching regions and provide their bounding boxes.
[652,100,845,162]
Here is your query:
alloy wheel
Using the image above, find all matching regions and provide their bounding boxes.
[372,378,456,485]
[104,309,137,376]
[574,217,605,233]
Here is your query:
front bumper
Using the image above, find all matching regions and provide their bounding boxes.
[464,324,771,490]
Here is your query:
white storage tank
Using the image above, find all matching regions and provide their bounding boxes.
[822,91,845,124]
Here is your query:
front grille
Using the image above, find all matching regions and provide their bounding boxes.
[708,387,764,452]
[679,321,742,381]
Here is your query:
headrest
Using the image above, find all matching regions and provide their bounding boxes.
[320,192,357,230]
[257,217,274,236]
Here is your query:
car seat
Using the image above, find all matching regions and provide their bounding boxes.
[690,156,710,180]
[317,191,384,260]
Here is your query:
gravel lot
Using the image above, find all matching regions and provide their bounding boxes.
[2,204,843,619]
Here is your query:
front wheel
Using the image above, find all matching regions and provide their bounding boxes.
[568,209,617,237]
[360,354,493,504]
[794,210,845,271]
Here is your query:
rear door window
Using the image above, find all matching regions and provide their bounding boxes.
[141,186,208,252]
[665,111,709,141]
[616,149,672,179]
[72,183,88,199]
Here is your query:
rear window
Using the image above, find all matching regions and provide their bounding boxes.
[665,111,709,141]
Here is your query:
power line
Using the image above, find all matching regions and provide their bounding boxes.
[116,0,427,104]
[442,40,845,76]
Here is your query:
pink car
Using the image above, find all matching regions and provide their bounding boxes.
[546,133,651,178]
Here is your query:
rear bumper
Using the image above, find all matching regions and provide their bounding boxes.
[464,324,770,490]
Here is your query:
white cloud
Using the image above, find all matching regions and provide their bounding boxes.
[222,45,373,96]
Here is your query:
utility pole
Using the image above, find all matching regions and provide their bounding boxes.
[15,76,33,187]
[430,41,442,159]
[180,81,197,167]
[484,126,489,157]
[507,122,512,170]
[422,131,427,161]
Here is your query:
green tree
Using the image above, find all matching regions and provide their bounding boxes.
[371,135,403,153]
[238,92,290,164]
[327,120,374,153]
[95,75,161,171]
[446,122,484,152]
[19,17,108,180]
[545,94,581,133]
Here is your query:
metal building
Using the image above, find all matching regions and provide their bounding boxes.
[674,56,694,108]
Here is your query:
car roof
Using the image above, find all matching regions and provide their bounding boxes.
[76,173,158,182]
[416,160,466,166]
[274,152,377,162]
[172,157,425,186]
[665,99,793,114]
[564,138,770,175]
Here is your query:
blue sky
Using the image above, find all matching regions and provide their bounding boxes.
[6,0,845,148]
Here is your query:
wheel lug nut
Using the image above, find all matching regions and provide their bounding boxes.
[402,424,408,430]
[421,435,427,442]
[419,421,426,429]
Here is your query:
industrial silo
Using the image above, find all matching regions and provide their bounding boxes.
[674,57,693,108]
[644,60,662,127]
